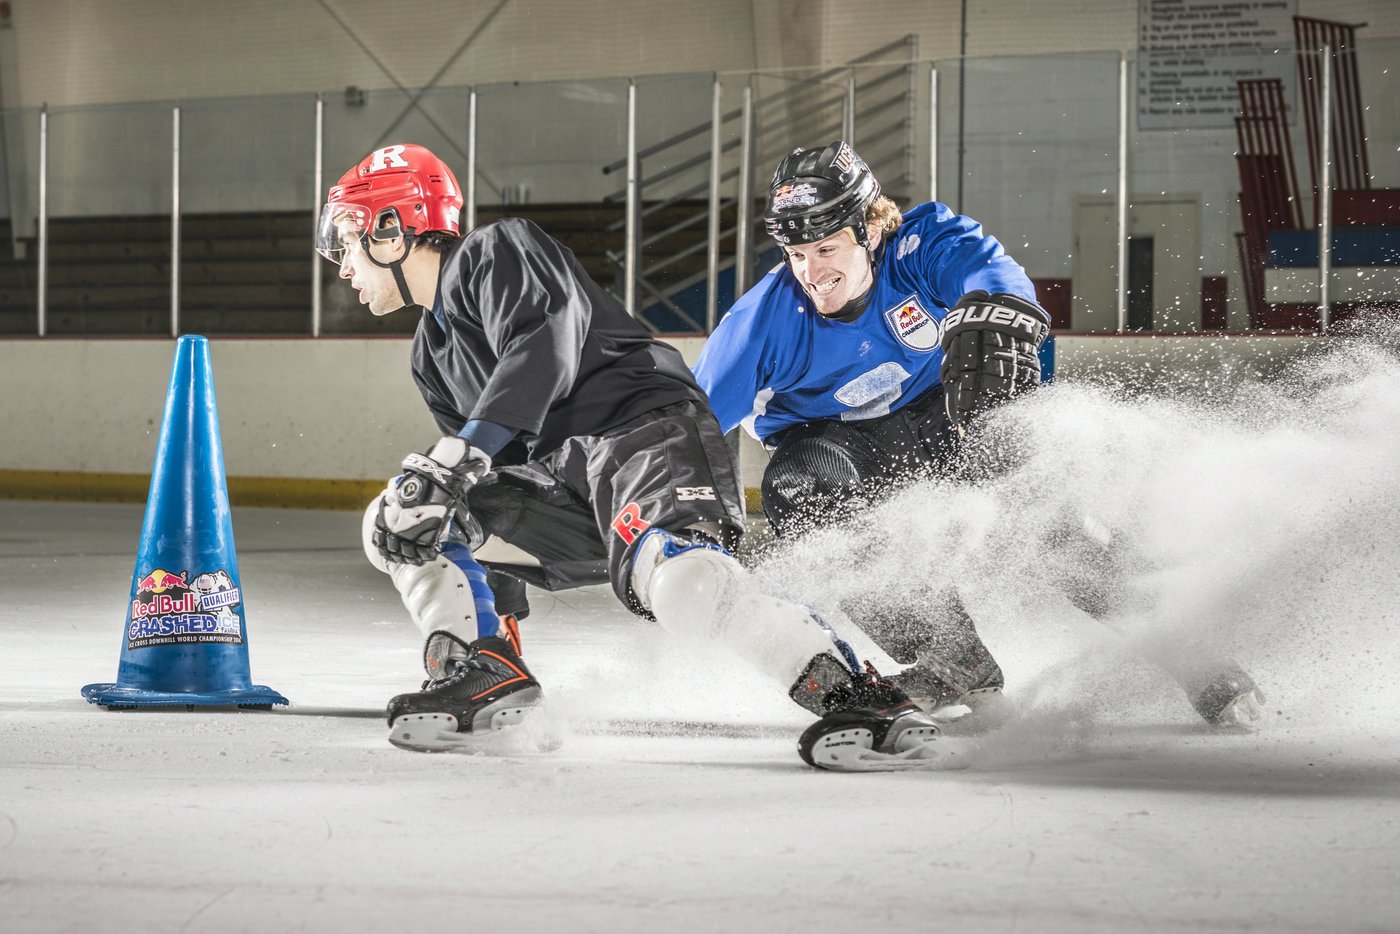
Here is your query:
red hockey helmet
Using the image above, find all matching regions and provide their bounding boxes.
[316,143,463,263]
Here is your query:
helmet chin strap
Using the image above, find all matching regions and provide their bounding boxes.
[362,232,418,309]
[825,280,875,321]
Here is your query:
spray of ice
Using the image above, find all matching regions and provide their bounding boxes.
[752,325,1400,761]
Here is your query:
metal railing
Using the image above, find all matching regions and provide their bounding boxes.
[3,35,1392,339]
[598,36,919,333]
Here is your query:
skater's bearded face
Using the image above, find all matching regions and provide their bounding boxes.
[783,227,878,316]
[335,217,409,316]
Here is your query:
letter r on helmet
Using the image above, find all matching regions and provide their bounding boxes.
[369,145,409,172]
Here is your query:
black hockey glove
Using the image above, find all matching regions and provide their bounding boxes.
[374,437,491,566]
[940,290,1050,433]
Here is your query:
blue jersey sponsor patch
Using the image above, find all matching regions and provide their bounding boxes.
[883,294,939,352]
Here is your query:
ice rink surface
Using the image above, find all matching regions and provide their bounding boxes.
[6,336,1400,933]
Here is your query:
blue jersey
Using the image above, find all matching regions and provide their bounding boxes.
[693,201,1038,442]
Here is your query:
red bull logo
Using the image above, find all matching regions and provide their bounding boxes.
[771,182,818,211]
[134,568,189,594]
[131,592,202,619]
[883,294,939,352]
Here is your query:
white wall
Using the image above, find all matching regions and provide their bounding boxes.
[0,0,761,109]
[6,0,1396,110]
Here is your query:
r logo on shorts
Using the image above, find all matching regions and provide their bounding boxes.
[610,502,651,545]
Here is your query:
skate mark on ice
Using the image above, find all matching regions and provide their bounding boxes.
[575,718,798,740]
[176,886,234,934]
[0,811,16,852]
[266,706,385,720]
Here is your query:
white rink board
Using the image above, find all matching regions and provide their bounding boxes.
[0,333,1315,495]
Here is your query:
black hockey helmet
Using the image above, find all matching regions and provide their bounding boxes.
[763,140,881,250]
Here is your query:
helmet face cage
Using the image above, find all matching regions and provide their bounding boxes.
[763,140,881,249]
[314,202,410,264]
[315,202,373,263]
[316,144,463,264]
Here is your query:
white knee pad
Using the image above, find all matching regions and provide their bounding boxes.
[364,493,482,660]
[631,530,846,688]
[388,555,483,649]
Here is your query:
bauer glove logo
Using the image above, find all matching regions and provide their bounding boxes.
[942,303,1045,340]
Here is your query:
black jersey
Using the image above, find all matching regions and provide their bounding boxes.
[410,218,706,463]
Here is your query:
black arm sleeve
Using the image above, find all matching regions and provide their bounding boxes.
[467,221,589,434]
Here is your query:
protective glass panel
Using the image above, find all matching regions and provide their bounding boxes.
[746,64,850,287]
[0,106,40,335]
[942,51,1122,334]
[475,77,628,317]
[44,102,173,336]
[178,95,317,336]
[630,72,719,333]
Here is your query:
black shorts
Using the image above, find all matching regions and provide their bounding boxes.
[761,385,961,537]
[464,400,745,616]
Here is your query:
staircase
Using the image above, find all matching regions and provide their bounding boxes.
[599,36,920,333]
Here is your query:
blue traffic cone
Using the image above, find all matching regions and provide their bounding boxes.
[82,335,288,709]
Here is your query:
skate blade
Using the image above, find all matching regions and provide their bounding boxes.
[1210,691,1265,732]
[388,704,548,754]
[919,690,1016,737]
[805,726,969,772]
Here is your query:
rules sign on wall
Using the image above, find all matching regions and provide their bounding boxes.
[1138,0,1297,130]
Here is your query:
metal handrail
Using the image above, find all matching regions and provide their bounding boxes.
[603,62,907,213]
[602,66,904,204]
[604,166,741,232]
[607,35,917,332]
[602,136,742,204]
[600,255,707,332]
[637,225,724,276]
[599,34,916,176]
[635,206,710,252]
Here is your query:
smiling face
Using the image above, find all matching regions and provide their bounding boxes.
[782,226,879,315]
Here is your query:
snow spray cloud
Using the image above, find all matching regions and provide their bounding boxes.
[752,324,1400,737]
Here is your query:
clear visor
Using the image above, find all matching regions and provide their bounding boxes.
[315,202,374,263]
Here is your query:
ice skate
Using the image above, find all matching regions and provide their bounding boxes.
[797,665,967,772]
[1185,663,1265,729]
[387,635,543,752]
[888,654,1014,734]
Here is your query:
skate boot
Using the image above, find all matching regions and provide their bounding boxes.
[859,586,1011,727]
[1184,662,1264,728]
[795,657,965,772]
[387,634,543,752]
[887,647,1014,733]
[888,657,1006,710]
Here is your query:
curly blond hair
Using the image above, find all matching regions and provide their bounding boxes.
[865,195,903,244]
